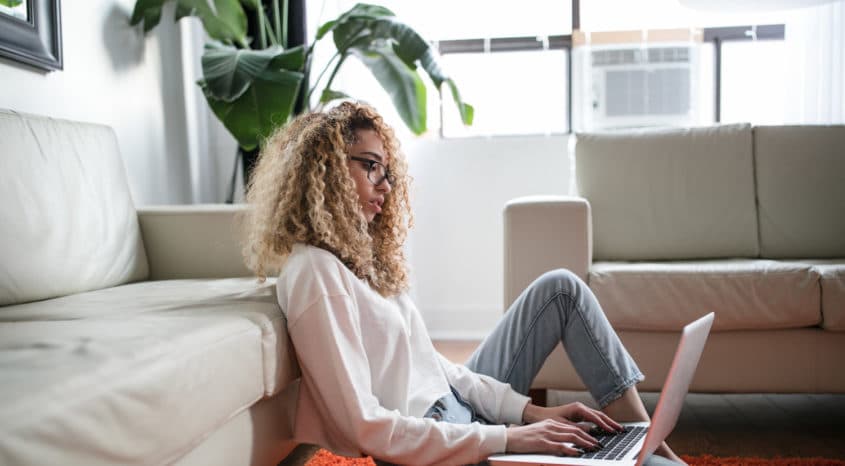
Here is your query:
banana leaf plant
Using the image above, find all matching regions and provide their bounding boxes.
[130,0,473,156]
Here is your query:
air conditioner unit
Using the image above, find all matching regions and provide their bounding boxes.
[574,44,701,131]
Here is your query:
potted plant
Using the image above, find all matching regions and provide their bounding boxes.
[130,0,473,193]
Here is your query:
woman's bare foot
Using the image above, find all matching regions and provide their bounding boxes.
[601,387,686,464]
[602,386,650,422]
[655,441,686,465]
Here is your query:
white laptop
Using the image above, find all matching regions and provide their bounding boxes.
[488,312,715,466]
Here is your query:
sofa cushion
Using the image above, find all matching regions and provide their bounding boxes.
[0,110,148,306]
[575,124,758,261]
[588,260,821,331]
[799,260,845,331]
[0,278,296,465]
[754,125,845,259]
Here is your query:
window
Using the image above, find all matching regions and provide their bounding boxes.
[440,47,569,137]
[307,0,573,138]
[720,40,788,124]
[578,0,843,127]
[307,0,843,137]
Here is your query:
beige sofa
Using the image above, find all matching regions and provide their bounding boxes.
[504,124,845,394]
[0,110,299,465]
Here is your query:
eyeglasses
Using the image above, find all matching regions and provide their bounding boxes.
[349,156,396,186]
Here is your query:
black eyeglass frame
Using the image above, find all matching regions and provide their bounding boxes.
[349,156,396,186]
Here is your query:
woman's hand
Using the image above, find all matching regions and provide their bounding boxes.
[522,402,624,434]
[505,419,600,456]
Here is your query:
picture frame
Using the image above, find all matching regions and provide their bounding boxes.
[0,0,62,71]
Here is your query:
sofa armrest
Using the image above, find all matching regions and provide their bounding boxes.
[137,204,252,280]
[503,196,592,309]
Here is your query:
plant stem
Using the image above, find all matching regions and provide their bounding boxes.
[256,4,267,49]
[321,53,347,96]
[305,50,341,104]
[271,0,283,47]
[302,50,314,111]
[281,0,289,48]
[263,9,279,46]
[304,21,366,106]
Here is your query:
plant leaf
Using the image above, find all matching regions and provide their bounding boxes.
[200,68,304,151]
[202,43,303,102]
[332,20,372,53]
[370,18,427,68]
[268,45,306,71]
[344,3,395,18]
[130,0,166,32]
[329,10,473,127]
[174,0,195,20]
[185,0,247,44]
[317,2,394,41]
[419,50,473,125]
[239,0,261,9]
[351,45,426,135]
[445,78,474,125]
[320,89,351,104]
[0,0,24,7]
[315,20,338,40]
[131,0,247,44]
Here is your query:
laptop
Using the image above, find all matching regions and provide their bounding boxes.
[488,312,715,466]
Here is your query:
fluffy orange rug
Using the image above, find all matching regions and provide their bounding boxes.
[306,449,375,465]
[305,449,845,465]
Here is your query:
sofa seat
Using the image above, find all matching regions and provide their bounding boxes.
[799,260,845,330]
[589,260,822,331]
[0,278,293,466]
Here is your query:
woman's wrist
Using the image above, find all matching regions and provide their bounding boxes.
[521,403,546,424]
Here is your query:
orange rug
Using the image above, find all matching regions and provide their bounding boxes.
[305,449,845,465]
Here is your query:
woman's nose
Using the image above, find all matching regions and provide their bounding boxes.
[377,178,392,193]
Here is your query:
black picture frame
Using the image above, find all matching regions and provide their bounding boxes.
[0,0,62,71]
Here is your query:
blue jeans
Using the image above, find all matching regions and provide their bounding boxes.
[466,269,644,408]
[421,270,681,466]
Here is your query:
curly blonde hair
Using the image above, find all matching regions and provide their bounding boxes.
[242,102,412,296]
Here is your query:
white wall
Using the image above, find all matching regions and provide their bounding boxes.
[0,0,194,206]
[403,135,573,340]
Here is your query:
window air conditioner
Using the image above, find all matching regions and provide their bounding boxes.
[578,44,700,131]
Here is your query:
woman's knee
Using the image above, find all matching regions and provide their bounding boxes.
[528,269,602,321]
[509,269,593,323]
[533,268,586,296]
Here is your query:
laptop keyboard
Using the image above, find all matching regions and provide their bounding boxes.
[579,426,648,460]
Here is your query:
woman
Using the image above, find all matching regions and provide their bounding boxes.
[243,102,684,466]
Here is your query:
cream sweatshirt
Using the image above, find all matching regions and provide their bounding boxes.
[275,244,530,465]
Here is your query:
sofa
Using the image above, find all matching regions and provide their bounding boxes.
[0,109,299,465]
[504,123,845,394]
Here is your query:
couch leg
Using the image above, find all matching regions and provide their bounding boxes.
[528,388,547,407]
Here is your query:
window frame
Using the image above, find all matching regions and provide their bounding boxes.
[434,0,785,136]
